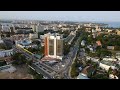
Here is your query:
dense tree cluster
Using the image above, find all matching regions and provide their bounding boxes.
[27,46,44,55]
[27,67,43,79]
[71,59,79,78]
[96,34,120,50]
[12,53,27,65]
[0,61,7,66]
[0,43,7,50]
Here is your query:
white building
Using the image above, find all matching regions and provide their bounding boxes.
[43,33,63,61]
[116,53,120,60]
[92,29,96,33]
[0,24,4,43]
[99,63,111,71]
[109,74,118,79]
[95,25,101,32]
[84,23,92,27]
[91,58,99,62]
[99,62,116,72]
[15,39,33,48]
[40,35,45,40]
[86,56,91,61]
[1,25,11,32]
[0,49,13,58]
[102,58,117,61]
[78,25,81,29]
[81,40,86,46]
[0,40,3,43]
[29,33,38,39]
[106,29,113,33]
[61,27,69,31]
[77,73,89,79]
[31,24,37,32]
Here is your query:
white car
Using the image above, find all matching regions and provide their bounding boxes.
[62,65,65,67]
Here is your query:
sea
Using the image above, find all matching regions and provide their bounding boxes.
[105,22,120,28]
[99,22,120,28]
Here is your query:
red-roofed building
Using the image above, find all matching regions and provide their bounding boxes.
[96,41,102,46]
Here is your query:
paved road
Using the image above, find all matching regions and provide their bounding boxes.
[58,34,80,79]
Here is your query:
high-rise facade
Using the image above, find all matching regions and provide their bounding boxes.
[0,24,2,40]
[44,33,63,60]
[31,24,36,32]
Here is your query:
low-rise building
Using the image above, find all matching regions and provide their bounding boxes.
[116,30,120,35]
[77,73,89,79]
[116,52,120,60]
[99,63,111,71]
[107,46,115,50]
[81,40,86,46]
[95,25,101,32]
[29,33,38,39]
[96,41,102,46]
[103,58,117,61]
[107,29,113,33]
[99,60,116,72]
[15,39,38,48]
[109,74,118,79]
[91,58,99,62]
[11,34,29,41]
[0,40,4,43]
[0,49,13,58]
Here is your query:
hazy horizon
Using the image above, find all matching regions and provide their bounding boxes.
[0,11,120,22]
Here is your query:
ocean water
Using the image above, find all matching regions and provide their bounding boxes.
[97,22,120,28]
[105,22,120,28]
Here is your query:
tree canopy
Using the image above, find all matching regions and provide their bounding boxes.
[12,53,27,65]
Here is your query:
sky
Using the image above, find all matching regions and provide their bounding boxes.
[0,11,120,22]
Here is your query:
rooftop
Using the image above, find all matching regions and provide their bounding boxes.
[19,39,32,46]
[41,56,60,61]
[77,73,89,79]
[96,41,102,46]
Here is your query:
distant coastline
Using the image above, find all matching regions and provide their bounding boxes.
[94,22,120,28]
[0,19,120,28]
[105,22,120,28]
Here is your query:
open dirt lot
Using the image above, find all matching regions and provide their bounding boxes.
[0,64,33,79]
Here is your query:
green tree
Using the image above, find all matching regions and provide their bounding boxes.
[0,61,7,66]
[27,67,43,79]
[92,74,109,79]
[0,43,7,50]
[12,53,27,65]
[85,48,90,54]
[32,40,40,45]
[114,46,120,51]
[71,60,79,78]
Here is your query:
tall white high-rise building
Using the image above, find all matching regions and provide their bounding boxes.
[31,24,37,32]
[0,24,2,40]
[43,33,63,61]
[0,24,3,43]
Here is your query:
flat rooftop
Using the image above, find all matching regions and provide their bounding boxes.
[41,56,60,61]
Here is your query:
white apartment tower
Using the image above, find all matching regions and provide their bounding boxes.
[44,33,63,60]
[0,24,1,40]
